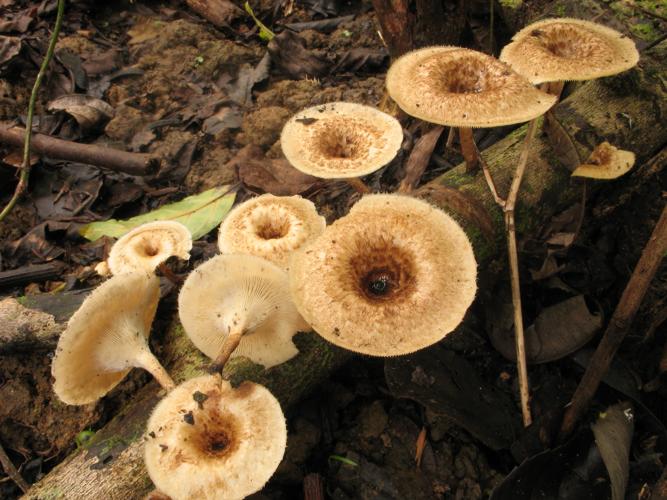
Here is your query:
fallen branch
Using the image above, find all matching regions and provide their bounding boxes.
[398,125,444,192]
[559,202,667,439]
[0,261,65,289]
[0,440,29,494]
[0,125,160,177]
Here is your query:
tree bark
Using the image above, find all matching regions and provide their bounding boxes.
[371,0,465,58]
[23,39,667,500]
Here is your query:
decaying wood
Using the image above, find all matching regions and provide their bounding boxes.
[0,289,88,353]
[185,0,242,28]
[560,203,667,439]
[0,124,159,176]
[0,261,65,289]
[0,440,29,493]
[398,125,444,192]
[24,40,667,500]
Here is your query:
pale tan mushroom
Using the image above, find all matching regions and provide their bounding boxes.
[572,142,635,179]
[281,101,403,192]
[105,221,192,275]
[217,194,325,271]
[178,254,309,370]
[52,272,174,405]
[500,18,639,86]
[289,194,477,356]
[144,374,286,500]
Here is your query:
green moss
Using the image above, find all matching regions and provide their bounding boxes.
[499,0,523,8]
[630,22,661,42]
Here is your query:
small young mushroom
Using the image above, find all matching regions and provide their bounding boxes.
[572,142,636,179]
[178,254,309,371]
[281,101,403,193]
[217,194,325,271]
[52,272,175,405]
[500,18,639,92]
[385,46,557,175]
[104,221,192,275]
[289,194,477,356]
[144,374,286,500]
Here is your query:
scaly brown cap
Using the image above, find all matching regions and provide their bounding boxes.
[52,272,174,404]
[572,142,635,179]
[500,18,639,84]
[178,254,309,368]
[218,194,325,271]
[281,102,403,179]
[289,194,477,356]
[107,221,192,275]
[145,375,286,500]
[386,46,557,128]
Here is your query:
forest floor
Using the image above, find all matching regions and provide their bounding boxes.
[0,0,666,498]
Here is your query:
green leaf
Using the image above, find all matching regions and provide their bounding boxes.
[80,186,236,241]
[244,1,275,41]
[328,455,358,467]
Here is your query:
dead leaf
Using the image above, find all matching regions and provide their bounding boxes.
[81,49,119,76]
[56,49,89,90]
[488,294,603,364]
[385,345,521,450]
[230,145,319,195]
[202,106,242,135]
[47,94,115,133]
[0,35,21,67]
[4,221,71,265]
[332,48,388,74]
[283,14,354,33]
[32,165,103,221]
[267,30,329,80]
[223,53,271,106]
[591,402,634,500]
[186,0,243,27]
[0,6,37,33]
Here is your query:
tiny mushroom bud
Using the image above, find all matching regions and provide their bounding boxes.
[281,101,403,192]
[178,254,309,370]
[289,194,477,356]
[218,194,325,271]
[572,142,636,180]
[106,221,192,275]
[52,272,175,405]
[144,374,286,500]
[500,18,639,86]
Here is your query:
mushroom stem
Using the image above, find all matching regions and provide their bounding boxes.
[503,118,539,427]
[458,127,479,173]
[135,349,176,391]
[343,177,371,193]
[210,330,244,374]
[445,127,456,149]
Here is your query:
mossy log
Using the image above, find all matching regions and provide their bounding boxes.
[24,41,667,499]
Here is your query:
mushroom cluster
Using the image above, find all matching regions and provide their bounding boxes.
[48,15,640,498]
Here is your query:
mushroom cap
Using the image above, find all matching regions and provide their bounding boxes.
[289,194,477,356]
[52,272,160,404]
[144,375,286,500]
[107,221,192,275]
[178,254,308,368]
[280,102,403,179]
[572,142,635,179]
[218,194,326,270]
[500,18,639,84]
[386,46,557,128]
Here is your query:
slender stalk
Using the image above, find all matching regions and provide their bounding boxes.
[136,350,176,391]
[471,137,505,208]
[505,119,539,212]
[560,203,667,439]
[0,0,65,223]
[0,441,29,493]
[209,330,244,374]
[459,127,479,173]
[344,177,371,193]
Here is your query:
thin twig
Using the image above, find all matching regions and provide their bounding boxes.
[0,0,65,223]
[560,203,667,439]
[473,139,505,208]
[0,441,29,493]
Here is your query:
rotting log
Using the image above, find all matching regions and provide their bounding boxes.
[23,41,667,499]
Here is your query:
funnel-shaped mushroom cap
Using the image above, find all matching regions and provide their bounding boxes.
[107,221,192,275]
[281,102,403,179]
[145,375,286,500]
[218,194,325,270]
[572,142,635,179]
[386,46,557,128]
[500,18,639,84]
[289,194,477,356]
[179,254,308,368]
[52,272,173,404]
